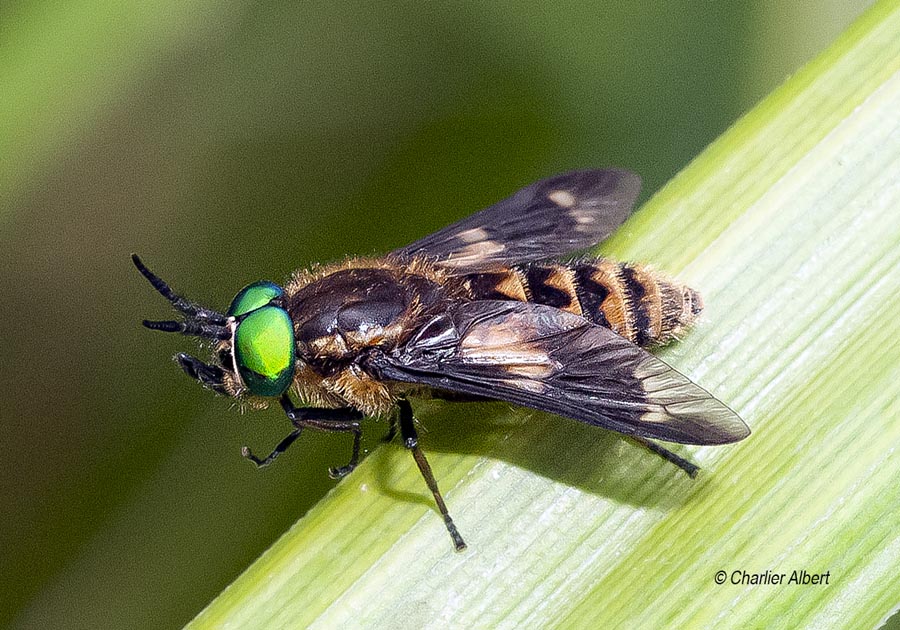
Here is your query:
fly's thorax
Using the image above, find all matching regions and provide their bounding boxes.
[464,258,703,347]
[278,259,466,415]
[289,267,416,364]
[284,257,464,370]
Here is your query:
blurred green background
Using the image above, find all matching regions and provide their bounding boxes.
[1,2,871,628]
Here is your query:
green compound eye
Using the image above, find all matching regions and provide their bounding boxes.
[233,306,295,397]
[228,281,284,317]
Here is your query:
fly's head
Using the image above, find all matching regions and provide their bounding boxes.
[132,255,296,403]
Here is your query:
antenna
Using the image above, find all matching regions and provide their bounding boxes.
[131,254,227,324]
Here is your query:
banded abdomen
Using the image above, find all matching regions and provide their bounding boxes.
[463,259,702,347]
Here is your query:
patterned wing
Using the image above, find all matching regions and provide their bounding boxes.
[392,169,641,273]
[367,301,749,445]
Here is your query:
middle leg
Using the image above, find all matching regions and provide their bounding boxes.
[398,399,467,551]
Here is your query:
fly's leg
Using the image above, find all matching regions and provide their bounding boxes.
[630,436,700,478]
[242,427,303,467]
[325,427,362,480]
[385,391,488,442]
[175,353,228,395]
[241,395,363,478]
[280,396,363,478]
[398,399,467,551]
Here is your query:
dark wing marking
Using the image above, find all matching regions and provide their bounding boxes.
[367,301,749,445]
[392,169,641,273]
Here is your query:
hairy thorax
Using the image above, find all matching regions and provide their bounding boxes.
[282,257,461,414]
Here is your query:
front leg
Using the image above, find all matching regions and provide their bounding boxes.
[279,396,363,478]
[241,395,363,477]
[242,427,303,468]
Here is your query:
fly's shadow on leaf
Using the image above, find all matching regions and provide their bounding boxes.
[369,400,711,512]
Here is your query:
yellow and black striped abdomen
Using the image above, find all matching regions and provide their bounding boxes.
[463,259,702,347]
